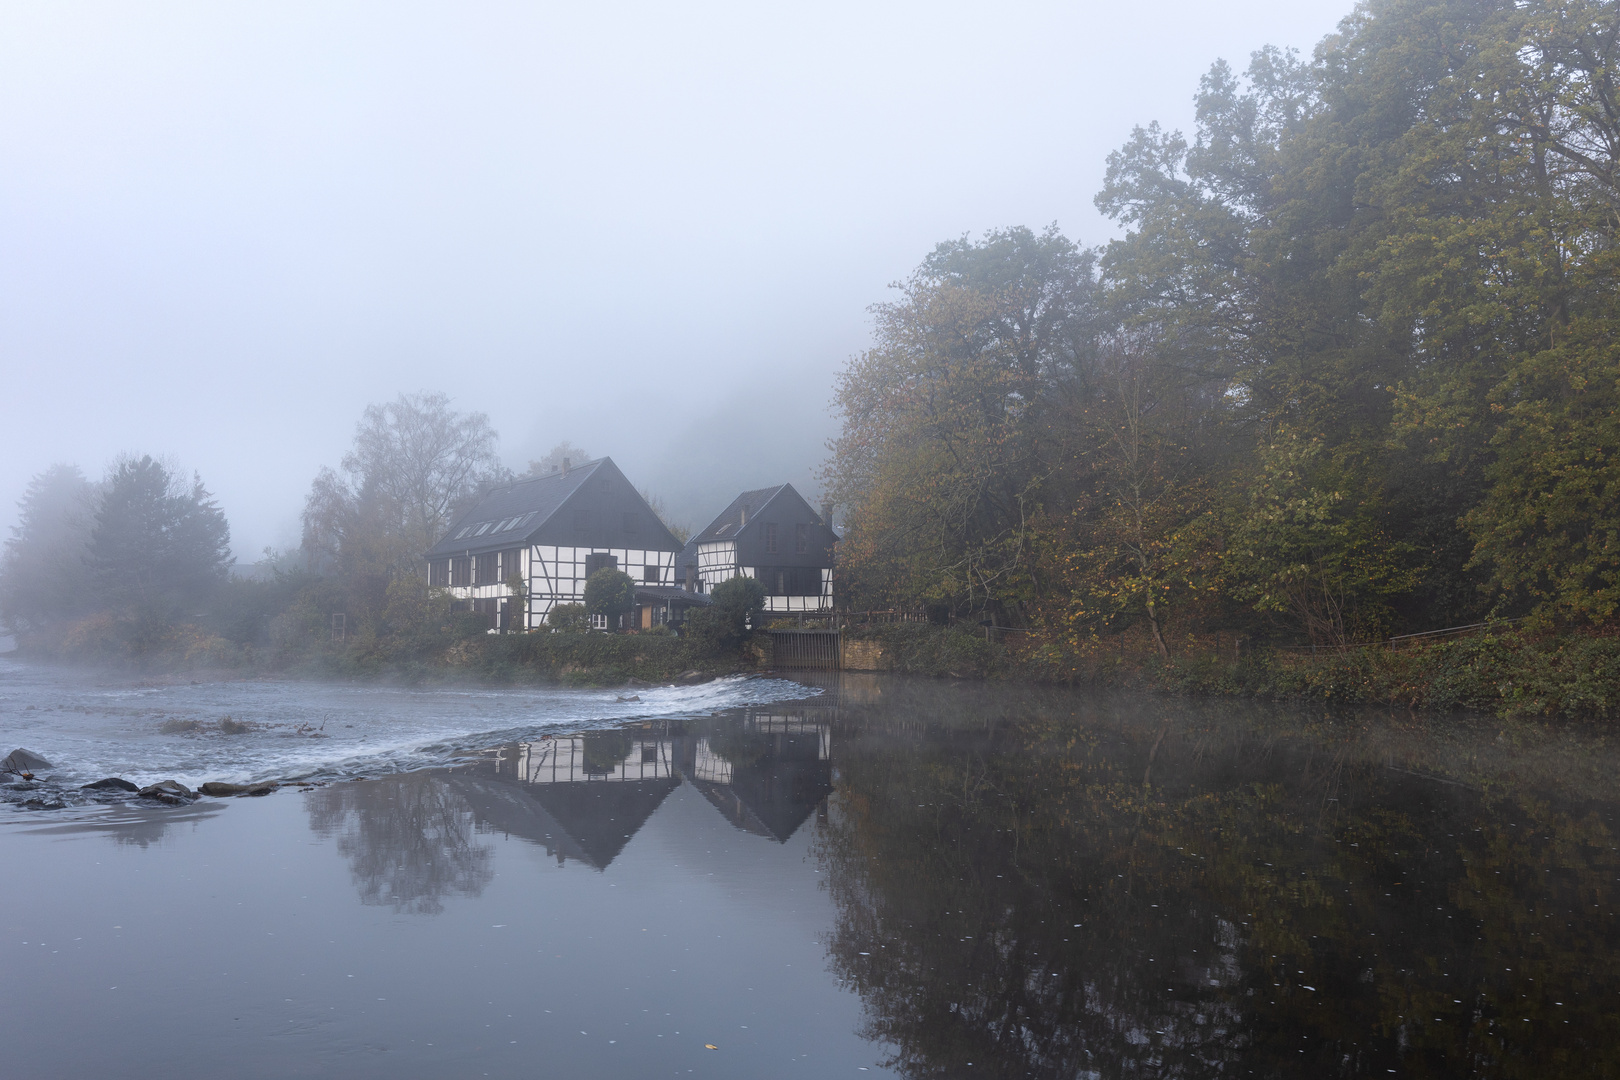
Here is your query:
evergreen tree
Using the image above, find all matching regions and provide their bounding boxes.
[88,455,232,621]
[0,464,98,637]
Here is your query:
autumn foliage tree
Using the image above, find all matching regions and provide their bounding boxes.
[826,226,1097,622]
[830,0,1620,652]
[301,392,504,633]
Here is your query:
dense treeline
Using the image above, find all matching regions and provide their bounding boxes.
[0,394,709,676]
[829,0,1620,653]
[0,457,236,657]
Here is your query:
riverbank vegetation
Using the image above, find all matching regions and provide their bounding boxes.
[842,620,1620,719]
[0,397,737,684]
[828,0,1620,714]
[9,0,1620,712]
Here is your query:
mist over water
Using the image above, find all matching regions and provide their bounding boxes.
[3,674,1619,1077]
[0,1,1350,553]
[0,659,817,790]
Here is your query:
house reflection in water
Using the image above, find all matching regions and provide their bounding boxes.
[688,715,832,841]
[461,711,834,869]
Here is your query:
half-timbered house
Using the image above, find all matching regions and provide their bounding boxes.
[689,483,837,612]
[424,457,684,630]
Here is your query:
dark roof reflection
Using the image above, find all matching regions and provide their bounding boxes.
[481,733,680,869]
[686,714,832,842]
[455,711,835,867]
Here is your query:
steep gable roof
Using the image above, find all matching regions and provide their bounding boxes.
[426,457,688,559]
[692,484,790,544]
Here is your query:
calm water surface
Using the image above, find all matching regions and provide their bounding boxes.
[1,660,1617,1078]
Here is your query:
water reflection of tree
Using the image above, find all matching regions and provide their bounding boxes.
[814,700,1620,1078]
[706,730,772,769]
[581,731,634,774]
[307,772,494,915]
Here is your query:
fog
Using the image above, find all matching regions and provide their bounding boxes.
[1,0,1345,555]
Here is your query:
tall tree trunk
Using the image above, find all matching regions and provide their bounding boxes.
[1144,588,1169,660]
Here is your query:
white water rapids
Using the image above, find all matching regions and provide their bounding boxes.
[0,658,819,790]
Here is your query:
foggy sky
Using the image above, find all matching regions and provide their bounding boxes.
[1,0,1348,557]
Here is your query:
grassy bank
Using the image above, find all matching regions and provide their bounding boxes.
[844,622,1620,721]
[19,616,755,686]
[23,610,1620,719]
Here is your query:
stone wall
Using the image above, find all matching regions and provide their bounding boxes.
[841,638,889,671]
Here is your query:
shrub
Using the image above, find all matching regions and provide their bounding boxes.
[547,602,590,632]
[845,622,998,679]
[584,569,635,629]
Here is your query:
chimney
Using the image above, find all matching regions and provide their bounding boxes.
[739,504,748,527]
[684,563,696,592]
[561,457,570,477]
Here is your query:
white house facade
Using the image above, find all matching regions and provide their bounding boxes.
[425,457,684,631]
[684,484,837,613]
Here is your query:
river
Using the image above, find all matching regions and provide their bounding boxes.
[1,659,1616,1078]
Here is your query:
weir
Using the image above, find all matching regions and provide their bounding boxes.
[767,628,841,670]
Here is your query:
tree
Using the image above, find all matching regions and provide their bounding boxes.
[525,441,591,477]
[1463,326,1620,624]
[711,574,766,625]
[583,568,635,630]
[1052,332,1224,657]
[547,602,590,631]
[1226,431,1415,645]
[504,568,529,630]
[826,226,1098,621]
[683,574,765,650]
[88,455,233,622]
[302,393,504,630]
[0,464,98,637]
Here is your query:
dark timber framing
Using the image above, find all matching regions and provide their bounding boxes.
[689,483,837,613]
[424,457,684,631]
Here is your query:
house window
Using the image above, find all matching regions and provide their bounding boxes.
[761,567,819,595]
[500,549,523,579]
[765,523,778,553]
[643,565,659,583]
[451,557,472,588]
[475,552,498,584]
[585,552,618,577]
[429,559,449,587]
[623,512,636,533]
[796,523,809,554]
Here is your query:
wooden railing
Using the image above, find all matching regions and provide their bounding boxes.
[1273,618,1524,654]
[842,610,929,625]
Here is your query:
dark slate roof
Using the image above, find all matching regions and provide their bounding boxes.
[424,459,605,559]
[692,485,790,544]
[634,585,713,605]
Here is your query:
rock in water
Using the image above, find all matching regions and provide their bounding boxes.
[1,748,53,775]
[81,777,139,792]
[137,779,197,804]
[199,781,279,797]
